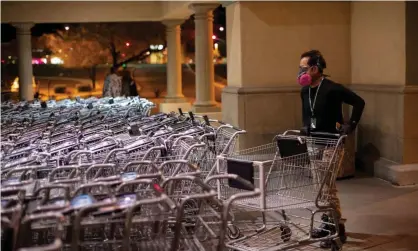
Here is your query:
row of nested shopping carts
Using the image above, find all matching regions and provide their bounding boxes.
[1,96,346,251]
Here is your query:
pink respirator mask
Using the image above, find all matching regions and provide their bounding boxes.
[297,67,313,86]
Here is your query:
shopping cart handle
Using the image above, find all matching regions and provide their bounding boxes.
[66,150,93,163]
[162,175,214,193]
[309,131,343,138]
[283,130,343,138]
[157,160,198,173]
[198,132,216,141]
[48,166,80,182]
[121,160,153,172]
[282,130,301,135]
[86,164,117,180]
[135,173,162,180]
[103,148,127,163]
[116,178,153,192]
[4,166,36,179]
[216,121,242,131]
[73,182,111,196]
[32,204,70,214]
[1,142,14,147]
[33,184,71,204]
[232,125,242,131]
[22,211,65,225]
[1,187,26,202]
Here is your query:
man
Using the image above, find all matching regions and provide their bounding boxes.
[103,67,122,97]
[297,50,365,248]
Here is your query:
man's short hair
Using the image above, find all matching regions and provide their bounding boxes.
[300,50,327,73]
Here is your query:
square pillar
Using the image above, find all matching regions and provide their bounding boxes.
[223,2,351,149]
[350,2,418,184]
[190,3,221,113]
[160,19,191,114]
[14,23,34,101]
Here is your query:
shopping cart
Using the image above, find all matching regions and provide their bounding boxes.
[1,96,259,251]
[215,131,346,251]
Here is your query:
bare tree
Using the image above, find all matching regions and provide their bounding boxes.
[39,22,165,89]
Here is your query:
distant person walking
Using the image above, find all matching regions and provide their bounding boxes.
[121,70,138,97]
[103,67,122,97]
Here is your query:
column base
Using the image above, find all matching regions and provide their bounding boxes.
[159,101,192,114]
[164,96,187,103]
[374,158,418,186]
[222,86,301,149]
[192,103,221,113]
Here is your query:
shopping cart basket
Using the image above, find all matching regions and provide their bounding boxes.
[216,131,346,251]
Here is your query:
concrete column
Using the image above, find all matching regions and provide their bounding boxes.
[223,2,351,149]
[14,23,34,101]
[163,20,185,101]
[159,20,191,113]
[190,3,220,113]
[350,2,418,185]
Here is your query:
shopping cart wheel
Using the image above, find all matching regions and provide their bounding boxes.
[331,238,343,251]
[227,224,241,239]
[280,225,292,242]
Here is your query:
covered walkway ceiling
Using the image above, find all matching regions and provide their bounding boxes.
[1,1,218,23]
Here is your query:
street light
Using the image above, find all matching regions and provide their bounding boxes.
[212,35,217,40]
[219,27,224,32]
[125,42,130,47]
[64,26,70,31]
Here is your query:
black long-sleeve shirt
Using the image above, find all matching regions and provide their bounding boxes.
[301,78,365,133]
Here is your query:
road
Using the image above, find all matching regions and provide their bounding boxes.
[29,64,226,102]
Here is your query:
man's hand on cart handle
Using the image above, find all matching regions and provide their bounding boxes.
[336,122,355,135]
[300,126,310,136]
[298,127,344,138]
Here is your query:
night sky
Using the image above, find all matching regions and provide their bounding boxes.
[1,23,64,42]
[1,6,226,43]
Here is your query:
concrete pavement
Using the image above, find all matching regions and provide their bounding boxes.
[298,176,418,250]
[225,175,417,251]
[338,176,418,251]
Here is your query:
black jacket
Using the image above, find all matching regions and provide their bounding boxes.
[301,78,365,133]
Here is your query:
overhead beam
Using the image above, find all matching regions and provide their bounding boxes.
[1,1,164,23]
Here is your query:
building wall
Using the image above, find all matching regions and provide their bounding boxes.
[224,1,351,148]
[350,2,418,168]
[351,2,406,86]
[224,1,418,170]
